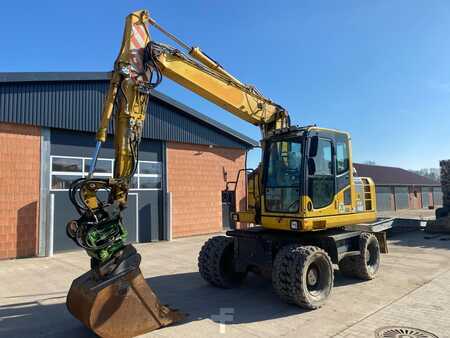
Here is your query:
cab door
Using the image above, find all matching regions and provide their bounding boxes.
[334,133,352,210]
[305,136,336,215]
[302,131,353,230]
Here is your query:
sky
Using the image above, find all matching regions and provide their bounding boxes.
[1,1,450,170]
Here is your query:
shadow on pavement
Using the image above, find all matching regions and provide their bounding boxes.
[146,270,366,326]
[0,271,367,337]
[0,297,96,338]
[387,227,450,251]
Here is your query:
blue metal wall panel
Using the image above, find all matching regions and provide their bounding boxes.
[0,80,254,149]
[0,81,106,133]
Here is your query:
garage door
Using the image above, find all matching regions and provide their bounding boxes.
[52,192,138,252]
[395,187,409,210]
[408,187,422,209]
[433,187,443,206]
[421,187,432,208]
[49,129,165,252]
[376,186,394,211]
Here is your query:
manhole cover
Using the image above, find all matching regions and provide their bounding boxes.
[375,326,439,338]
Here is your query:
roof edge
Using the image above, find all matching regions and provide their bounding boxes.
[0,72,112,83]
[354,162,441,186]
[0,71,259,148]
[149,90,259,147]
[373,183,440,187]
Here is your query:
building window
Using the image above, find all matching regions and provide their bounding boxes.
[84,159,113,175]
[136,161,162,190]
[52,157,83,172]
[50,156,162,191]
[50,156,85,190]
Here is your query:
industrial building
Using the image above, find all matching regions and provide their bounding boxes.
[354,163,442,211]
[0,72,443,260]
[0,72,257,259]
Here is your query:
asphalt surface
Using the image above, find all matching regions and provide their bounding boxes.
[1,225,449,338]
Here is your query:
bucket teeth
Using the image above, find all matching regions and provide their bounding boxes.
[67,267,184,338]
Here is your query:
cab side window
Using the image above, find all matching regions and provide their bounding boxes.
[336,136,351,197]
[336,140,349,175]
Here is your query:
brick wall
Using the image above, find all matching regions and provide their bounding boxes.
[167,142,246,238]
[0,123,41,259]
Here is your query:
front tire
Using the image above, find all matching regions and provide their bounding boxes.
[272,245,334,309]
[198,236,247,288]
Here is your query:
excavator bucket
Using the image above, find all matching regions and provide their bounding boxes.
[67,268,184,338]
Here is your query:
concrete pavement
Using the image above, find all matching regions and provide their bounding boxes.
[1,229,450,338]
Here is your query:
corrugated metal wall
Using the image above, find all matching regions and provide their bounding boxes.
[377,185,442,211]
[0,80,251,149]
[421,187,432,208]
[376,186,394,211]
[433,187,443,206]
[394,186,409,209]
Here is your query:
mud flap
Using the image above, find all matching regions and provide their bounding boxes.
[67,268,184,338]
[373,231,388,254]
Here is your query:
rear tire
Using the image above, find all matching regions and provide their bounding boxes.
[339,232,380,280]
[272,245,333,310]
[198,236,247,288]
[436,207,449,218]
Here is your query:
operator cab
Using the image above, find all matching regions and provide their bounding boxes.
[243,126,377,232]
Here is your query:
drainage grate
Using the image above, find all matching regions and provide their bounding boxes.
[375,326,439,338]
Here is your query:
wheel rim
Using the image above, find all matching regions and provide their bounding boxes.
[307,266,319,287]
[366,239,380,273]
[304,256,331,299]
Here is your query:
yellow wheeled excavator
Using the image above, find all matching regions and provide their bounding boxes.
[65,9,388,338]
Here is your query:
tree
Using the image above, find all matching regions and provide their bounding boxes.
[409,168,440,181]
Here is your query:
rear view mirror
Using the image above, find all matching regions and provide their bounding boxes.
[308,158,316,175]
[309,136,318,157]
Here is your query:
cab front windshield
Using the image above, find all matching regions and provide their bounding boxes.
[265,139,302,213]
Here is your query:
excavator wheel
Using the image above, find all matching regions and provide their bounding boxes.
[339,232,380,280]
[272,245,334,310]
[436,206,449,218]
[198,236,247,288]
[67,255,184,338]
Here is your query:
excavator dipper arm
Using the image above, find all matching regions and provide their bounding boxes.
[65,9,289,338]
[65,11,183,338]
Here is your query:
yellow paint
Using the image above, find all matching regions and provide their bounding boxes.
[239,127,377,231]
[94,11,380,233]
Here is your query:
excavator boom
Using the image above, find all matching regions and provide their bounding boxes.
[145,15,290,136]
[150,42,290,134]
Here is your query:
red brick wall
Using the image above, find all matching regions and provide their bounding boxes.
[167,142,246,238]
[0,123,41,259]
